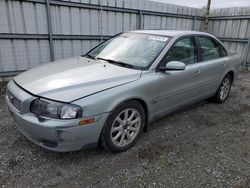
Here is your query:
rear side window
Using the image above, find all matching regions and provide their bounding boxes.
[164,37,198,65]
[217,42,227,57]
[198,36,220,61]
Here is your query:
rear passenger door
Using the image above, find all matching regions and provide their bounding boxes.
[196,36,228,96]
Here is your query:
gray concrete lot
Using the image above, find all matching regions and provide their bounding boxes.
[0,72,250,188]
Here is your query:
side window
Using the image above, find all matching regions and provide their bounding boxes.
[217,42,227,57]
[164,37,198,65]
[198,36,220,61]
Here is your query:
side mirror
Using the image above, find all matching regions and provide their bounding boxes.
[159,61,186,71]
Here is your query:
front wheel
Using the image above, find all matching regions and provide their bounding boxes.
[212,74,232,103]
[100,101,145,152]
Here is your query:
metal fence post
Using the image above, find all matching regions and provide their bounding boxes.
[192,16,197,30]
[138,10,143,30]
[100,5,103,42]
[244,37,250,69]
[45,0,54,61]
[99,0,103,42]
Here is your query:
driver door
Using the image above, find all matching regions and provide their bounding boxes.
[155,36,204,117]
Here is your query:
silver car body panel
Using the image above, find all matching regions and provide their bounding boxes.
[6,30,241,152]
[14,57,142,102]
[7,80,110,151]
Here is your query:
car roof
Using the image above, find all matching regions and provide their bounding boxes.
[130,30,209,37]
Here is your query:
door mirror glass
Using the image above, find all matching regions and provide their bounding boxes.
[160,61,186,71]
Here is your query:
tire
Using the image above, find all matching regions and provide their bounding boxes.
[212,74,232,103]
[101,100,145,152]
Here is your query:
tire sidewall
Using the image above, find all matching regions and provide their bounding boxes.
[215,74,232,103]
[102,101,145,152]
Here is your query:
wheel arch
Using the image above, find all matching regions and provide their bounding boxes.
[227,71,234,82]
[98,97,150,149]
[108,97,150,132]
[129,98,150,132]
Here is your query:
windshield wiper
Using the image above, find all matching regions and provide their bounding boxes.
[96,57,135,69]
[82,54,96,60]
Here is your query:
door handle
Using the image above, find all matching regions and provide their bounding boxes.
[222,64,226,68]
[195,70,201,74]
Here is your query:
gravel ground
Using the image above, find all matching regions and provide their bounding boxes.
[0,71,250,188]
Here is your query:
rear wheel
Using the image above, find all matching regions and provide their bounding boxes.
[212,74,232,103]
[101,101,145,152]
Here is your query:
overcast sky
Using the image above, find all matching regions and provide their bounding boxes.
[151,0,250,9]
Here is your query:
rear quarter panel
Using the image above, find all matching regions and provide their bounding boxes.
[222,53,241,81]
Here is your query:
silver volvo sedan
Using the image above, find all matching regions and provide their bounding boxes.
[6,30,241,152]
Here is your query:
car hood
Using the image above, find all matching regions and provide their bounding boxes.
[14,57,142,102]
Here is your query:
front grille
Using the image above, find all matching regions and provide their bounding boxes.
[6,89,22,112]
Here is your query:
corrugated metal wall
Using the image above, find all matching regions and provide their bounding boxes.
[0,0,249,77]
[207,7,250,66]
[0,0,51,74]
[0,0,203,76]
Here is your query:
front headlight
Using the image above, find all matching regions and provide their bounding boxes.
[30,98,82,119]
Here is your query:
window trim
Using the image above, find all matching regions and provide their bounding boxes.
[195,35,203,62]
[156,35,198,71]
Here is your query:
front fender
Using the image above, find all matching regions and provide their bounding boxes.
[72,71,160,123]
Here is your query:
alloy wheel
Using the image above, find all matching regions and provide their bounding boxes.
[110,108,141,147]
[219,76,231,101]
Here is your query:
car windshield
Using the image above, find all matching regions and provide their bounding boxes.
[85,33,170,69]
